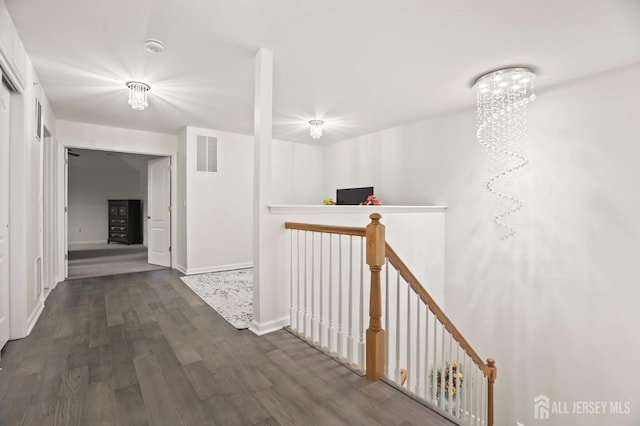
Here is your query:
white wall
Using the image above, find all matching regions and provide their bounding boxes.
[323,64,640,426]
[1,1,55,338]
[67,151,157,245]
[178,127,325,275]
[68,168,142,243]
[271,139,325,204]
[181,127,254,273]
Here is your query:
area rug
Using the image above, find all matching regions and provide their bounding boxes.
[180,268,253,329]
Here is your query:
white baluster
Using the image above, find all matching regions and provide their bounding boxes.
[458,347,464,421]
[328,235,334,354]
[406,285,411,390]
[303,231,309,338]
[358,237,365,371]
[297,230,303,335]
[415,295,422,397]
[394,269,401,384]
[311,232,316,343]
[482,372,487,425]
[347,236,354,364]
[319,233,325,349]
[458,345,463,420]
[475,367,480,425]
[448,333,453,414]
[454,340,460,418]
[424,306,430,401]
[290,230,295,331]
[432,312,438,404]
[337,235,344,359]
[440,322,446,409]
[384,257,390,378]
[463,350,472,423]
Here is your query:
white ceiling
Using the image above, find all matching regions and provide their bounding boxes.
[5,0,640,144]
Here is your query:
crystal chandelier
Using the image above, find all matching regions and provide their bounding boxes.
[126,81,150,111]
[473,67,536,240]
[309,120,324,139]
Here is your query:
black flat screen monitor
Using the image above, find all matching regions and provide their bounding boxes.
[336,186,374,205]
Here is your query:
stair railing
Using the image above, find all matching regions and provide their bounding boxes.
[285,214,496,425]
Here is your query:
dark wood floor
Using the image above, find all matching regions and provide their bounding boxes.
[0,269,453,426]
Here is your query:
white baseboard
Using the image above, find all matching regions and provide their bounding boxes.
[44,278,59,291]
[182,262,252,275]
[249,316,289,336]
[25,297,45,336]
[68,240,107,248]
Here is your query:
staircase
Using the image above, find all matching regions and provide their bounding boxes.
[285,214,496,425]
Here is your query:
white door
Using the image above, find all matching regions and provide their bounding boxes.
[0,78,11,352]
[147,157,171,267]
[63,148,68,278]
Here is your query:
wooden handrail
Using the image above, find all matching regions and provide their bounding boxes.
[285,222,366,237]
[384,242,491,377]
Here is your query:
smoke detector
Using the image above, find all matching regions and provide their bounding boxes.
[144,39,165,54]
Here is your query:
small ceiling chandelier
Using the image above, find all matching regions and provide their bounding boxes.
[473,67,536,240]
[309,120,324,139]
[126,81,150,111]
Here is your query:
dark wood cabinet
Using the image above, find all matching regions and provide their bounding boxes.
[108,200,142,245]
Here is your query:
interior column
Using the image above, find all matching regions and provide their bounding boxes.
[251,48,273,332]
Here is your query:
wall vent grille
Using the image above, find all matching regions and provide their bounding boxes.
[196,135,217,173]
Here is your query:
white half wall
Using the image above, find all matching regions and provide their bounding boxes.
[323,64,640,426]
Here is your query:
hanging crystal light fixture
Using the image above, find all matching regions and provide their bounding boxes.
[309,119,324,139]
[473,67,536,240]
[126,81,150,111]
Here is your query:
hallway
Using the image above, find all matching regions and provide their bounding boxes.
[0,270,453,426]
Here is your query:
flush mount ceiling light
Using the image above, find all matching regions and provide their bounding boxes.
[309,120,324,139]
[126,81,150,111]
[144,39,165,54]
[472,67,537,240]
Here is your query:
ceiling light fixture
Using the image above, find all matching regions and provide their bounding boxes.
[309,120,324,139]
[472,67,537,240]
[126,81,150,111]
[144,39,165,54]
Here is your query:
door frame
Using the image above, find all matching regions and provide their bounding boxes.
[55,145,177,282]
[42,126,55,291]
[0,75,11,353]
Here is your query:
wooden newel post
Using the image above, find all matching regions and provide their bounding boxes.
[486,358,497,426]
[366,213,385,379]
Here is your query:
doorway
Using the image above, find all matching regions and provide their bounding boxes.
[65,148,171,279]
[0,75,11,353]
